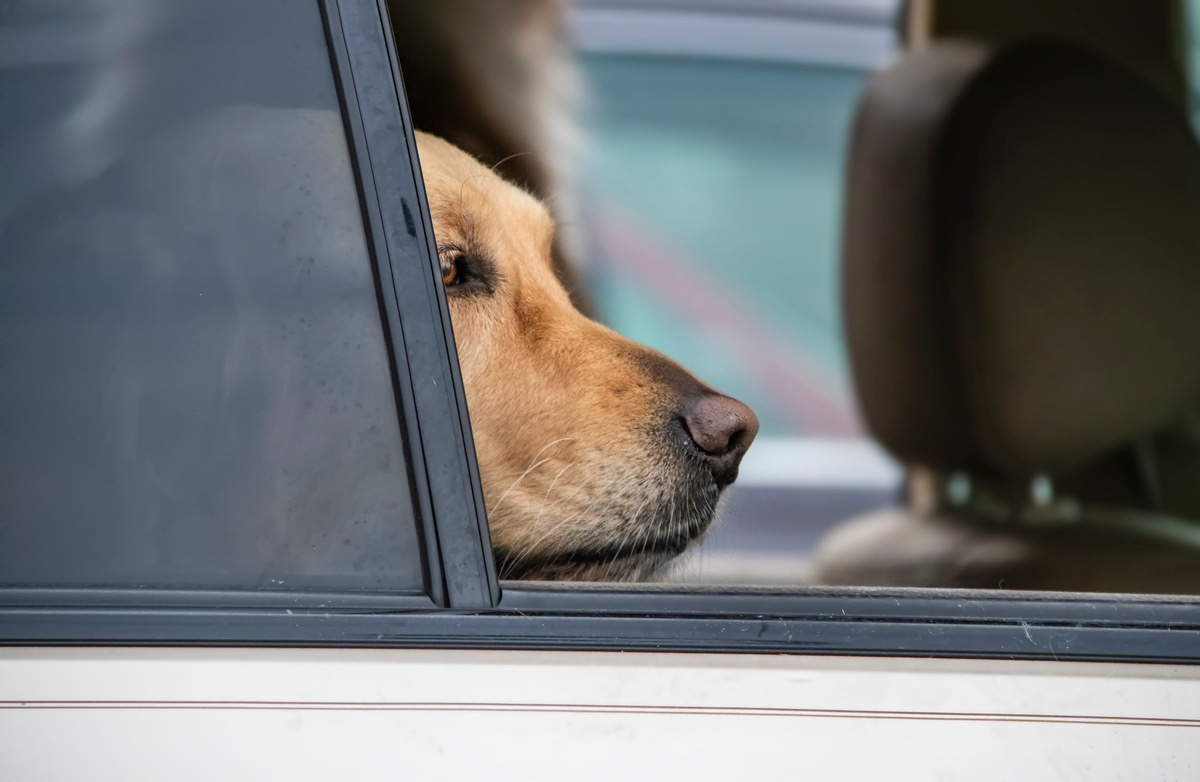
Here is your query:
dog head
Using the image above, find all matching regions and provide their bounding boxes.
[416,131,758,580]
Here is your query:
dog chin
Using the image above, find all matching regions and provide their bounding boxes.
[503,550,681,582]
[496,481,724,582]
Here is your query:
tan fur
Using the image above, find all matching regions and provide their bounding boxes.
[417,132,745,581]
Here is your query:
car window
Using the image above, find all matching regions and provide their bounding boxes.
[0,0,1195,663]
[570,0,1200,594]
[0,0,424,592]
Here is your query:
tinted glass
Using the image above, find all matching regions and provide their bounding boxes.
[0,0,424,591]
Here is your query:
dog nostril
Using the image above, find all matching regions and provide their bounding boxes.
[680,394,760,487]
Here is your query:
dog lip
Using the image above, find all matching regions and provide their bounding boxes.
[562,534,693,565]
[498,528,700,579]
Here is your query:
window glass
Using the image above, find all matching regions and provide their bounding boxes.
[0,0,424,591]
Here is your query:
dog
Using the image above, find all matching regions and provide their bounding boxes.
[417,131,759,581]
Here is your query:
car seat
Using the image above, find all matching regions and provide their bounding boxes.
[814,39,1200,593]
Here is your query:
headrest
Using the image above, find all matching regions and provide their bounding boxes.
[843,39,1200,478]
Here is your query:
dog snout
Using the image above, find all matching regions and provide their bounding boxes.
[679,394,759,488]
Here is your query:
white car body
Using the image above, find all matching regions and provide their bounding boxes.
[3,648,1198,780]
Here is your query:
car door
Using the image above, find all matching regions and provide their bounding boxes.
[2,1,1199,780]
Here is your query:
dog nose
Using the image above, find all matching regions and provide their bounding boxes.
[680,394,760,487]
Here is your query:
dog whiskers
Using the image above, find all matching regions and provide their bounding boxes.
[487,150,534,176]
[516,467,589,559]
[533,461,575,528]
[488,437,577,515]
[502,490,606,577]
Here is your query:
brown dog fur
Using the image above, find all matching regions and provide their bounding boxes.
[417,132,758,581]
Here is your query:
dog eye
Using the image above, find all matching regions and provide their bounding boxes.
[439,249,462,288]
[437,245,496,296]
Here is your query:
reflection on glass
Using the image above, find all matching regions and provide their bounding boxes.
[0,0,423,591]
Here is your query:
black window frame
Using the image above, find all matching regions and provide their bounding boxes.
[3,0,1200,667]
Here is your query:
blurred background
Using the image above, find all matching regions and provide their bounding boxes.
[563,0,1200,583]
[567,0,903,582]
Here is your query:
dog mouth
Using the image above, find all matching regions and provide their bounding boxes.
[489,405,751,583]
[496,517,710,582]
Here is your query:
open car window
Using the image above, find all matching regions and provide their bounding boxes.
[560,0,1200,596]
